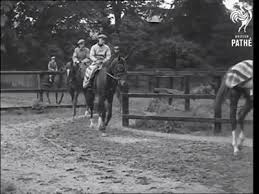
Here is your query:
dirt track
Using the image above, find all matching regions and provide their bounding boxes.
[1,108,253,193]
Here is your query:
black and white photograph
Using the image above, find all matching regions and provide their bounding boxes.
[1,0,253,193]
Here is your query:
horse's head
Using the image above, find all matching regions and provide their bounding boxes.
[109,56,127,88]
[65,61,78,82]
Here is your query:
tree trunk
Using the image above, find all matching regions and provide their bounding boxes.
[112,1,122,35]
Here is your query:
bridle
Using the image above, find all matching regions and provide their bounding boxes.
[106,57,127,82]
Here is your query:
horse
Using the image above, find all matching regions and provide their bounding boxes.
[92,56,127,136]
[214,60,253,155]
[66,60,95,126]
[39,65,67,104]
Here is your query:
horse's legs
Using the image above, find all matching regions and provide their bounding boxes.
[69,89,74,102]
[58,92,64,104]
[72,91,79,118]
[105,95,114,127]
[230,89,241,155]
[84,90,95,128]
[237,91,253,148]
[46,92,51,104]
[83,90,90,117]
[97,95,106,132]
[115,88,122,113]
[55,92,58,104]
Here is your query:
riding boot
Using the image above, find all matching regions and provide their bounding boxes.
[84,78,92,89]
[83,76,89,88]
[88,78,93,88]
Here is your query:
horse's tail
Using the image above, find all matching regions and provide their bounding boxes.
[214,75,230,116]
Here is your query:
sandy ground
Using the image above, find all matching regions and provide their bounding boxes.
[1,93,253,193]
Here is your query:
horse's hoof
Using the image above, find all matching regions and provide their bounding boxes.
[237,145,243,150]
[85,111,90,117]
[89,123,95,129]
[233,148,239,156]
[101,132,107,137]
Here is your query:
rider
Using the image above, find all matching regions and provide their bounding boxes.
[110,45,121,62]
[83,34,111,88]
[72,39,90,66]
[111,45,128,72]
[48,56,58,83]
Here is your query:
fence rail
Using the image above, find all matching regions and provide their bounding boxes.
[0,71,64,74]
[121,87,253,133]
[1,88,68,93]
[1,104,86,111]
[127,70,226,76]
[126,93,215,99]
[123,114,253,124]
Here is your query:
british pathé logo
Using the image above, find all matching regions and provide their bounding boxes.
[230,2,252,33]
[225,1,253,47]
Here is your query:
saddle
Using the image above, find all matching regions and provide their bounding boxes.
[88,65,102,81]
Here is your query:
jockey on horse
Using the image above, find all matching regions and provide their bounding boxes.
[83,34,111,88]
[72,39,91,69]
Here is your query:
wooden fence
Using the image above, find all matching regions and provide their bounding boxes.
[1,70,253,133]
[126,70,225,92]
[1,71,67,102]
[121,71,252,133]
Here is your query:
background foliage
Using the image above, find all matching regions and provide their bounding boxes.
[1,0,253,71]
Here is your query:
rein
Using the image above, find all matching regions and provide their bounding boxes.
[105,72,120,80]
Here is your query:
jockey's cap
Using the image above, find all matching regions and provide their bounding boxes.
[97,34,107,39]
[51,56,55,59]
[114,46,120,50]
[78,39,85,44]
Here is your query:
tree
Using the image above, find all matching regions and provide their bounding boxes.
[1,0,109,70]
[1,0,253,71]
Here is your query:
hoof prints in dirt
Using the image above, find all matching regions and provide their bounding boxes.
[135,176,152,185]
[43,119,253,193]
[1,113,253,194]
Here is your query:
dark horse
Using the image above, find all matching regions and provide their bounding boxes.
[214,60,253,155]
[40,65,66,104]
[66,57,127,132]
[92,56,127,135]
[66,60,95,126]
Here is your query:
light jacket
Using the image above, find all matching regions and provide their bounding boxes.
[89,43,111,64]
[72,47,90,63]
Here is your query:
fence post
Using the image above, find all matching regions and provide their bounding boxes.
[155,76,160,88]
[168,77,174,105]
[180,77,184,90]
[214,75,222,133]
[36,74,40,99]
[38,73,43,102]
[122,85,129,127]
[148,76,152,92]
[215,75,222,94]
[184,75,190,111]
